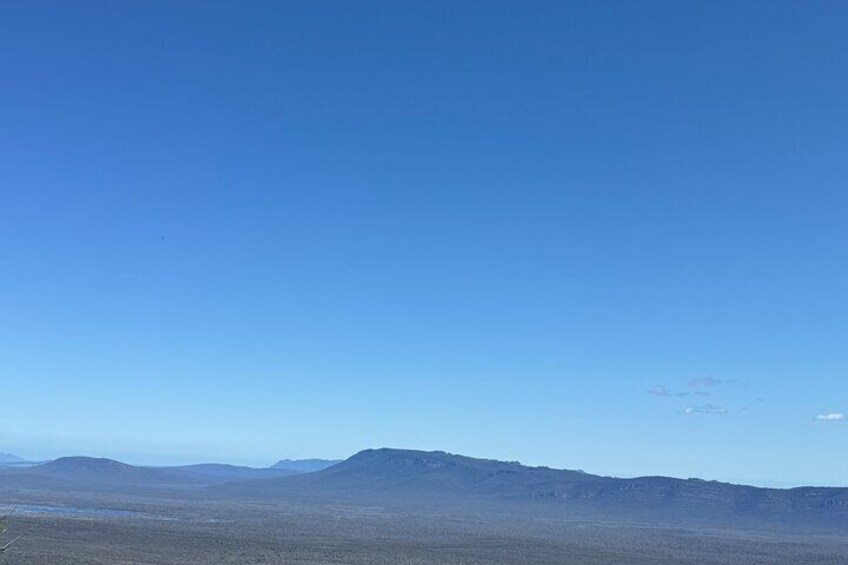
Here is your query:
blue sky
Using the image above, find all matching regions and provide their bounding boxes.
[1,1,846,487]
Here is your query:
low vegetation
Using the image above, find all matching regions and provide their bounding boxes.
[0,507,19,554]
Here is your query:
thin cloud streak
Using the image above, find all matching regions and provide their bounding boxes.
[687,377,722,388]
[648,386,688,397]
[814,413,845,422]
[682,404,728,415]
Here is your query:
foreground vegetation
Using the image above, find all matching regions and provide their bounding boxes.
[0,488,846,565]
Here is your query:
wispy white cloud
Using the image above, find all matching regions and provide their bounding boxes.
[814,413,845,422]
[682,404,728,415]
[647,385,687,397]
[687,377,722,388]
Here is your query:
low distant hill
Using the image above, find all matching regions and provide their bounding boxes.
[165,463,299,483]
[30,457,195,485]
[0,452,25,465]
[225,448,848,531]
[271,459,341,473]
[0,457,305,490]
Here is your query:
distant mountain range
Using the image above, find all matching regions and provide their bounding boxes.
[2,448,845,531]
[0,452,339,473]
[0,456,316,487]
[165,463,300,482]
[0,452,25,465]
[271,458,341,473]
[224,448,848,530]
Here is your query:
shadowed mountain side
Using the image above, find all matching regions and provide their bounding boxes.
[221,448,848,531]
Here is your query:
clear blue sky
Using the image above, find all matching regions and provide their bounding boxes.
[1,1,845,487]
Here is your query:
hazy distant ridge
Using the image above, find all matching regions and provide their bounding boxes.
[0,457,301,487]
[0,452,25,465]
[271,459,341,473]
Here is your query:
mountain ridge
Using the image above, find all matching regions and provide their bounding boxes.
[3,448,846,531]
[0,452,25,465]
[222,448,848,531]
[0,456,322,487]
[271,458,341,473]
